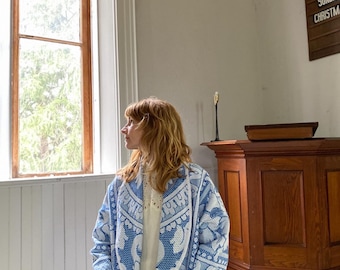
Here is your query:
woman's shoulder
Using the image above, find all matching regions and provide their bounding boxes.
[186,163,217,188]
[187,163,208,178]
[107,174,125,191]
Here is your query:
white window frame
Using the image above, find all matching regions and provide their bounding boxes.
[0,0,138,181]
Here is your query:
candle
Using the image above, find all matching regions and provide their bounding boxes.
[214,91,219,105]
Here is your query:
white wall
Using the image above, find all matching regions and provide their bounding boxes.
[134,0,340,181]
[255,0,340,137]
[135,0,264,179]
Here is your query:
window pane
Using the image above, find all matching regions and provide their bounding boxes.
[18,38,82,174]
[20,0,80,42]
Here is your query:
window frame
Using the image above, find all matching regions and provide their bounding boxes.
[11,0,93,178]
[0,0,138,181]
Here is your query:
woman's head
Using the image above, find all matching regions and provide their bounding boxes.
[119,97,192,192]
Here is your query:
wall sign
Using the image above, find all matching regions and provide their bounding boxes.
[305,0,340,60]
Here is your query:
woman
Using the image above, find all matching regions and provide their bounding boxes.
[91,97,229,269]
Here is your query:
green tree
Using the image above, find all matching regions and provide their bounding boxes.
[18,0,83,174]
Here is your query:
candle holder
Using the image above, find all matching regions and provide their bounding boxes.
[212,92,220,142]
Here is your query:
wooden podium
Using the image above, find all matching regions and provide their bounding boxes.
[202,138,340,270]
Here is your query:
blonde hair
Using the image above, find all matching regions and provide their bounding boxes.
[117,97,192,193]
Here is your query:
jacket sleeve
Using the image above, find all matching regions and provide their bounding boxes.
[90,187,113,270]
[195,174,230,269]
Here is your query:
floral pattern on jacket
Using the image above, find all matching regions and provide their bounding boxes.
[91,163,230,270]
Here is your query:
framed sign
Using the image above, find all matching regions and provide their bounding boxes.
[305,0,340,60]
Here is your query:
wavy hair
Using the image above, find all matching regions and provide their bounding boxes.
[117,97,192,193]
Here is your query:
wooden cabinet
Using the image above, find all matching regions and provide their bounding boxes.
[202,139,340,270]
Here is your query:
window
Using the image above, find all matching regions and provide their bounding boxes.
[0,0,137,180]
[12,0,93,177]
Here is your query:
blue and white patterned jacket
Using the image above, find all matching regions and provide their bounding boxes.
[91,163,229,269]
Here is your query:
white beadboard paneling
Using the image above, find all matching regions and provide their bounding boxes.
[64,182,89,270]
[21,185,44,270]
[64,183,77,270]
[54,183,65,270]
[75,183,87,270]
[0,187,10,270]
[22,186,33,270]
[31,185,42,270]
[0,174,113,270]
[41,184,54,270]
[9,187,21,270]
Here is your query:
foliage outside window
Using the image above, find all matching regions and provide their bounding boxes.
[12,0,93,177]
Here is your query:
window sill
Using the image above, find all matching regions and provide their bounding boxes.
[0,173,115,187]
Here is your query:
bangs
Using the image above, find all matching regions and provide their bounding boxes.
[125,103,143,121]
